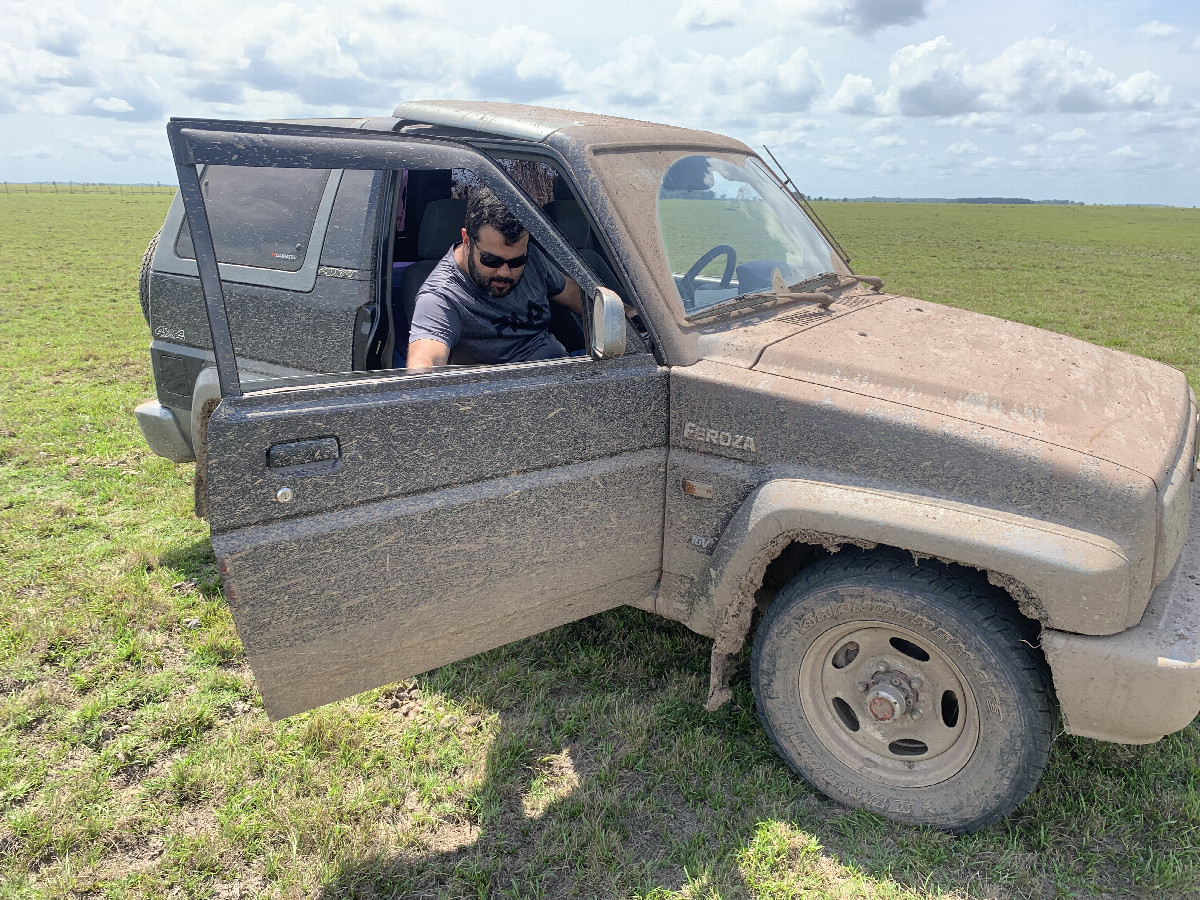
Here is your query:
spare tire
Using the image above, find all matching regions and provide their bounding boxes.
[139,228,161,325]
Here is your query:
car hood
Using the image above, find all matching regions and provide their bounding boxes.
[751,295,1191,485]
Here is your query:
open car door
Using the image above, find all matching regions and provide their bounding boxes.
[169,119,668,718]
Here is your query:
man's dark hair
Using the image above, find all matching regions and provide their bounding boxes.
[465,186,526,245]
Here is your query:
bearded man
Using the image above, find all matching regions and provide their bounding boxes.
[406,186,584,368]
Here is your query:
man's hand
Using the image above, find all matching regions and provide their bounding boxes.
[407,339,451,370]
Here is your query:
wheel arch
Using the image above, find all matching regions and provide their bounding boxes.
[702,477,1130,710]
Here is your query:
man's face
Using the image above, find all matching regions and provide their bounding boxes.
[465,225,529,298]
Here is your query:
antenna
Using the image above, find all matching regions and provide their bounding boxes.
[762,145,851,266]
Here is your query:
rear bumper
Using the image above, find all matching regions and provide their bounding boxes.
[1043,479,1200,744]
[135,400,195,463]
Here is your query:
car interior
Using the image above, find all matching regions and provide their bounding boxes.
[385,156,625,369]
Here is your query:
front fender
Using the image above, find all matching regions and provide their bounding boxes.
[703,478,1130,709]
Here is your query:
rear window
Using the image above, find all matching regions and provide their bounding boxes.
[175,166,331,272]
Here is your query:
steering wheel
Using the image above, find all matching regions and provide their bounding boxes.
[680,244,737,309]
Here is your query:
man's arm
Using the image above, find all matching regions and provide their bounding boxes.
[549,276,583,316]
[406,338,451,369]
[551,274,639,320]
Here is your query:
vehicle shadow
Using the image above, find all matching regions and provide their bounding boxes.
[305,608,1182,900]
[149,540,1192,898]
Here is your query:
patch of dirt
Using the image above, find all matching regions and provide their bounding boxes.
[424,820,480,854]
[209,874,268,899]
[521,747,582,819]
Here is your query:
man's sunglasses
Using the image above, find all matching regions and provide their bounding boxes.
[475,247,528,269]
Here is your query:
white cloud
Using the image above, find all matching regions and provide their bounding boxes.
[673,0,746,29]
[776,0,930,36]
[977,38,1114,113]
[93,96,133,113]
[875,36,1174,119]
[947,139,979,154]
[10,145,54,159]
[1135,21,1180,38]
[585,36,824,124]
[31,6,89,57]
[588,36,665,107]
[883,36,981,117]
[1109,144,1145,159]
[870,134,906,148]
[820,155,861,171]
[829,74,878,115]
[74,136,133,162]
[1111,71,1171,109]
[1049,128,1092,141]
[861,116,901,132]
[937,112,1013,131]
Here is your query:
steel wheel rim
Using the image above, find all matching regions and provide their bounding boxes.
[797,620,981,788]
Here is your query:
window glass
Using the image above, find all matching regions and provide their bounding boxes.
[176,166,331,272]
[654,155,838,316]
[187,163,590,392]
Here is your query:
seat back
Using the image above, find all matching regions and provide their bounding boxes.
[393,199,467,367]
[544,198,621,293]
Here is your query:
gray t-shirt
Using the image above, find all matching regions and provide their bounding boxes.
[408,243,567,364]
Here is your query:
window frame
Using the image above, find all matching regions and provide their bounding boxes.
[168,118,613,399]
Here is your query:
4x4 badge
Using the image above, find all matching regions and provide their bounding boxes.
[682,422,757,452]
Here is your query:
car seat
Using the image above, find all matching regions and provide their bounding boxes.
[392,198,467,368]
[544,199,622,293]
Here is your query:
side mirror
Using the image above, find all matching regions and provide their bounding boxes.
[591,287,626,359]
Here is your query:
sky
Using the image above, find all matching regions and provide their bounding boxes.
[3,0,1199,205]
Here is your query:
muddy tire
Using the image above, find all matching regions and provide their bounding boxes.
[750,551,1053,832]
[139,228,161,325]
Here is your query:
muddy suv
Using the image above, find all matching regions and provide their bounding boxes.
[136,102,1200,832]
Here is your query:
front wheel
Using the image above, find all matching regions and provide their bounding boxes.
[750,551,1054,832]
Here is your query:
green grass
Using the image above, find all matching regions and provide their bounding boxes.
[2,194,1199,898]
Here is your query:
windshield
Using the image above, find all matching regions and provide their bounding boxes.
[656,155,839,316]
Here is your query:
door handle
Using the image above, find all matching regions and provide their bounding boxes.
[267,437,341,468]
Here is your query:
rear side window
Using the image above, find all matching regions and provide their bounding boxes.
[175,166,331,272]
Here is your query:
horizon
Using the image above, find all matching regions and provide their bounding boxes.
[6,180,1196,209]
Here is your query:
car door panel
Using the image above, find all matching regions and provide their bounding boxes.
[215,447,664,717]
[205,355,667,529]
[205,354,668,718]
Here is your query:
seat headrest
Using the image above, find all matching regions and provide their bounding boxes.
[544,199,591,250]
[417,199,468,260]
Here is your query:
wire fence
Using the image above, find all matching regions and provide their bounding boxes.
[1,182,177,195]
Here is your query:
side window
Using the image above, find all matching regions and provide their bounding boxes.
[175,166,332,272]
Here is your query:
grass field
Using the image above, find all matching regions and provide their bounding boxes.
[2,194,1199,898]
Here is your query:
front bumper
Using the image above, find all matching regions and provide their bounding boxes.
[1043,479,1200,744]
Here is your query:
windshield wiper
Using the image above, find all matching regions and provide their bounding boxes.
[688,270,885,321]
[688,270,837,321]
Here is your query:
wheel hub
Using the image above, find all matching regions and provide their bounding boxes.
[865,672,915,722]
[798,622,980,788]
